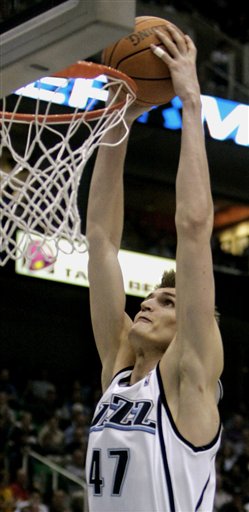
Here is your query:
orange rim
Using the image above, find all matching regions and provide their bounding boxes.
[0,61,137,124]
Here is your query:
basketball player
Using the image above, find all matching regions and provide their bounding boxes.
[85,25,224,511]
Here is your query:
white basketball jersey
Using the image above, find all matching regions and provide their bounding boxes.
[86,365,222,512]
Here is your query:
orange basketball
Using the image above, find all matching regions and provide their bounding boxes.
[102,16,183,106]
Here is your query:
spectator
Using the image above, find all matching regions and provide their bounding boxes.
[8,412,38,478]
[15,489,48,512]
[225,414,246,455]
[65,449,85,481]
[10,468,30,502]
[0,470,15,512]
[21,383,59,426]
[63,407,89,449]
[38,416,64,457]
[70,492,84,512]
[218,490,245,511]
[49,489,71,512]
[71,380,91,408]
[40,388,60,421]
[65,427,86,455]
[214,473,233,511]
[58,383,90,427]
[0,412,13,459]
[30,371,55,402]
[227,440,249,495]
[0,392,16,424]
[220,440,238,474]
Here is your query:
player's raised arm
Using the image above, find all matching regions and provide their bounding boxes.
[86,121,132,391]
[152,27,224,442]
[86,97,153,391]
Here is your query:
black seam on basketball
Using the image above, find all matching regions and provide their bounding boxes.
[130,76,171,81]
[103,40,121,67]
[134,18,148,26]
[114,44,167,70]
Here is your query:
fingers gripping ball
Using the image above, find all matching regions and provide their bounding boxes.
[102,16,184,106]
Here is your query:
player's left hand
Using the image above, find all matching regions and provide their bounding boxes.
[151,25,200,103]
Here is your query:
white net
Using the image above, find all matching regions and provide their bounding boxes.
[0,64,136,266]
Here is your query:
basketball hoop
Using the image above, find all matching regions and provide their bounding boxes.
[0,61,137,266]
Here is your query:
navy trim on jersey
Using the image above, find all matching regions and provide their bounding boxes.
[111,366,134,385]
[90,423,156,435]
[157,397,176,512]
[195,474,210,511]
[118,375,132,387]
[156,364,222,452]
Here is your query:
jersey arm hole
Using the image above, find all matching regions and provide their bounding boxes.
[110,366,134,385]
[156,364,222,452]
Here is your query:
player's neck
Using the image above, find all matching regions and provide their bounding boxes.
[130,350,160,385]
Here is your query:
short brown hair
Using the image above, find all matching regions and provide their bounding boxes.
[156,269,176,289]
[155,269,220,324]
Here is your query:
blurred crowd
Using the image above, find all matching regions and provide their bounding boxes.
[214,411,249,511]
[0,367,97,512]
[0,367,249,511]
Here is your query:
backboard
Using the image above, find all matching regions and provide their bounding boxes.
[0,0,136,98]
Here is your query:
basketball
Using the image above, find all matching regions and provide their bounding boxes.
[102,16,183,106]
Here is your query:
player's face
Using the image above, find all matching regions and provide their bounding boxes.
[131,288,176,349]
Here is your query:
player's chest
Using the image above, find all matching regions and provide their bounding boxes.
[90,391,157,434]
